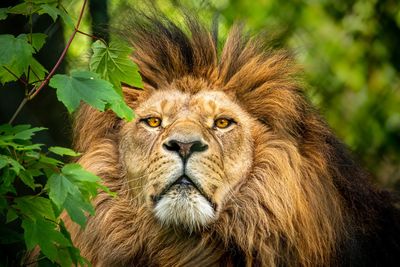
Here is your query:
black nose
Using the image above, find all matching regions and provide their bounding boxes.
[163,139,208,160]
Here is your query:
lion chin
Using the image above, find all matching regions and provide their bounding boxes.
[153,176,215,231]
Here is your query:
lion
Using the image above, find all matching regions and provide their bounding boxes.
[63,13,400,267]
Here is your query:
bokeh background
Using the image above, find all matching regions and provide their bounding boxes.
[1,0,399,188]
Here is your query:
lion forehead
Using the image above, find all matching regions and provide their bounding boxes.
[136,89,244,121]
[135,90,188,117]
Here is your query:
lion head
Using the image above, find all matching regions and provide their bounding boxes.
[65,11,400,267]
[120,88,254,231]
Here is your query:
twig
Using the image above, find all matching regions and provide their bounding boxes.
[28,0,88,100]
[8,98,28,124]
[29,79,45,85]
[76,29,107,45]
[8,0,89,124]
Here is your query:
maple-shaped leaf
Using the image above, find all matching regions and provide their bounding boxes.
[49,70,133,120]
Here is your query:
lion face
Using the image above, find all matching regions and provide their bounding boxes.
[120,89,254,231]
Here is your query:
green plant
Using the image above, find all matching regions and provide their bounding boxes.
[0,0,142,265]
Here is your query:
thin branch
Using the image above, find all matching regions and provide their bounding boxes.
[28,0,88,100]
[76,29,107,45]
[28,79,45,86]
[8,98,28,124]
[8,0,89,124]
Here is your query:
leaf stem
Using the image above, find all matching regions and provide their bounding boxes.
[76,29,107,45]
[8,0,89,124]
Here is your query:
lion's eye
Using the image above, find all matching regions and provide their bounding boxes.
[145,117,162,127]
[214,118,233,129]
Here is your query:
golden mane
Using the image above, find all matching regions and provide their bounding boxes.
[67,11,400,267]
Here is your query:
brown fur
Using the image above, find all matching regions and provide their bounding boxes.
[64,12,400,267]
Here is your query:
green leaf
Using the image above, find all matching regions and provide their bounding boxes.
[18,33,47,52]
[49,146,80,157]
[0,168,17,194]
[49,71,118,112]
[109,99,135,121]
[58,8,75,28]
[62,163,100,183]
[31,33,47,51]
[25,150,41,159]
[6,208,18,223]
[0,155,25,174]
[58,164,112,226]
[13,126,46,140]
[59,219,90,266]
[0,156,7,169]
[57,248,73,267]
[28,168,42,176]
[0,34,34,83]
[39,155,63,166]
[46,173,76,208]
[0,35,33,65]
[39,4,59,22]
[9,158,24,174]
[0,124,28,135]
[49,70,133,120]
[14,196,56,221]
[19,170,36,189]
[26,57,48,83]
[63,193,93,227]
[22,218,70,261]
[0,34,47,83]
[0,8,9,20]
[0,60,23,83]
[14,143,43,151]
[8,3,40,16]
[90,40,143,91]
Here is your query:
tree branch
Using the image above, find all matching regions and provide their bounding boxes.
[9,0,89,124]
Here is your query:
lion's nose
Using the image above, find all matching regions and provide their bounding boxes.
[163,139,208,160]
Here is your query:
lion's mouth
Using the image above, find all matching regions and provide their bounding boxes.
[152,175,215,209]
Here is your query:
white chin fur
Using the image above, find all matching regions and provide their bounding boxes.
[154,193,215,232]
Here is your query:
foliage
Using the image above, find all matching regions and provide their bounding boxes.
[50,70,133,120]
[90,40,143,92]
[0,125,99,265]
[0,0,142,266]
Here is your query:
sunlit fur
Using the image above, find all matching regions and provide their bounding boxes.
[62,12,400,267]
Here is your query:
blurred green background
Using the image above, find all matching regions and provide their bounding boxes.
[2,0,400,187]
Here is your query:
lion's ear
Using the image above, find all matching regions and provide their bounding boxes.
[122,84,152,109]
